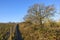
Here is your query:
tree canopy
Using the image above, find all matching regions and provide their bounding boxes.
[24,4,55,26]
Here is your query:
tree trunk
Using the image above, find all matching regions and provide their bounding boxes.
[40,18,43,29]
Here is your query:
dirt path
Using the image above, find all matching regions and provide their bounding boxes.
[13,24,23,40]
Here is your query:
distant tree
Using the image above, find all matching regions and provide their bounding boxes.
[24,4,55,27]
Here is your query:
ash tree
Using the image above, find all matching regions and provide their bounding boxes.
[24,4,55,27]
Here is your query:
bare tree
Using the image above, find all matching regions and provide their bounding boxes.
[24,4,55,27]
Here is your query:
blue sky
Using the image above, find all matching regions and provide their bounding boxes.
[0,0,60,22]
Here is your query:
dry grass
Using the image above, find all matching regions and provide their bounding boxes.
[0,21,60,40]
[19,22,60,40]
